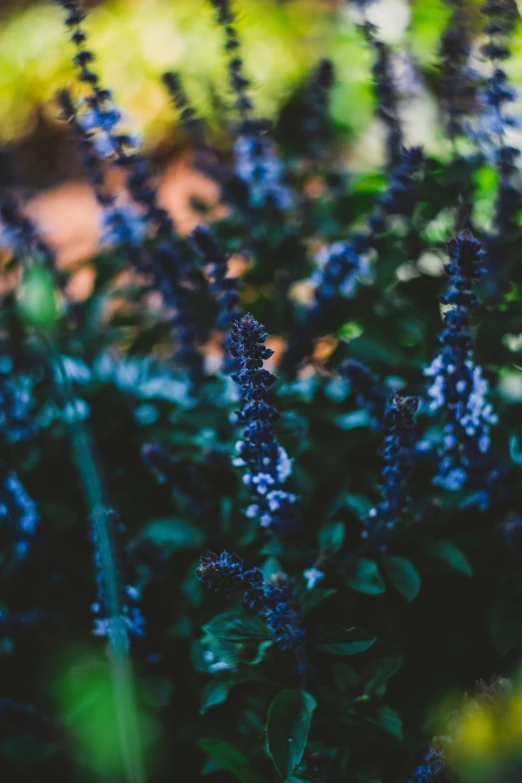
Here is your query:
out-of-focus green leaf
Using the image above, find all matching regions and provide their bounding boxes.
[199,739,267,783]
[315,625,376,656]
[382,556,421,602]
[373,706,403,741]
[363,658,403,698]
[266,689,316,781]
[319,521,345,553]
[200,682,229,714]
[17,265,58,329]
[140,518,203,550]
[429,541,473,577]
[345,559,386,595]
[334,410,372,430]
[203,612,270,642]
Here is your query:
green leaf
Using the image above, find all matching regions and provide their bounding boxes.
[140,518,202,550]
[200,682,229,714]
[510,432,522,465]
[266,689,317,781]
[363,658,403,697]
[331,663,361,693]
[315,625,376,656]
[301,588,337,614]
[382,556,421,602]
[199,739,267,783]
[17,264,58,329]
[334,410,372,430]
[429,541,473,577]
[345,559,386,595]
[261,556,283,581]
[489,595,522,656]
[374,706,403,741]
[203,612,270,642]
[343,494,373,519]
[319,521,345,554]
[141,676,173,708]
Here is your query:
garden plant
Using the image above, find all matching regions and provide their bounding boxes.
[3,0,522,781]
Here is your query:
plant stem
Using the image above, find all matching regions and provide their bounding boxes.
[41,332,146,783]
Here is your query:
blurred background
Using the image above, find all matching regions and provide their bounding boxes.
[0,0,487,265]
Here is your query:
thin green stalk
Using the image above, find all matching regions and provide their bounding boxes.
[41,333,145,783]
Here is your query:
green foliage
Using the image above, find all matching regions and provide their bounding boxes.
[4,1,522,782]
[200,739,268,783]
[382,556,421,602]
[17,264,58,329]
[345,559,387,595]
[315,625,376,656]
[266,690,316,781]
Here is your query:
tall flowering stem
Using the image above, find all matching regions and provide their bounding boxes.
[208,0,253,125]
[364,393,418,539]
[480,0,520,234]
[56,0,172,232]
[58,90,146,251]
[424,230,497,499]
[197,550,307,673]
[282,146,423,375]
[361,19,404,168]
[57,0,209,385]
[207,1,291,210]
[42,335,145,783]
[302,58,334,157]
[439,1,477,144]
[230,315,299,533]
[162,72,204,142]
[191,225,242,348]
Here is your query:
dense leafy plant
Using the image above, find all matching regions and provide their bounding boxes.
[3,0,522,782]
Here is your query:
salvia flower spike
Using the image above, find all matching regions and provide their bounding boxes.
[230,314,300,533]
[364,392,419,540]
[424,230,497,499]
[197,550,307,672]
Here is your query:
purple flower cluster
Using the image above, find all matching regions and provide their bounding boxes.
[233,133,293,211]
[58,90,147,251]
[0,466,40,561]
[197,550,306,669]
[364,393,418,539]
[424,231,497,496]
[0,354,35,445]
[408,742,448,783]
[230,315,299,533]
[0,349,39,561]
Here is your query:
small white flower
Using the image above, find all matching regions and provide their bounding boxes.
[275,447,292,483]
[303,567,325,590]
